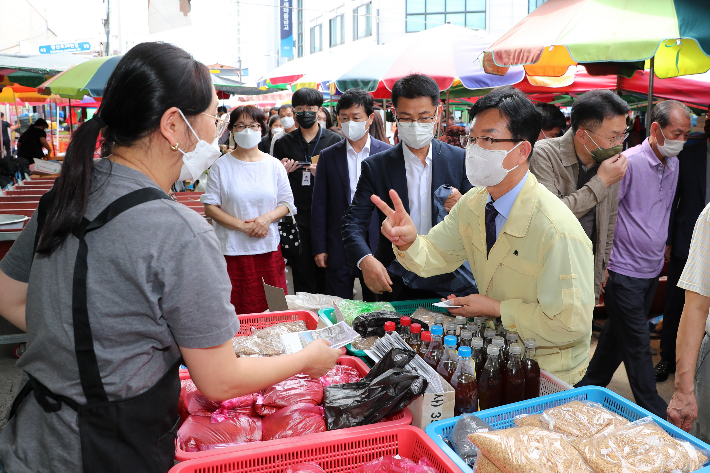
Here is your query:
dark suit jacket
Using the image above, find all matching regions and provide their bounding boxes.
[668,139,709,260]
[342,140,472,269]
[311,137,392,267]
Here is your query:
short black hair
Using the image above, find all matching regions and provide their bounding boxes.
[536,103,566,131]
[571,90,629,132]
[268,114,281,127]
[391,74,439,108]
[336,88,374,116]
[217,105,228,114]
[278,104,293,114]
[292,87,324,108]
[228,105,267,132]
[469,86,541,151]
[0,112,4,118]
[34,118,49,128]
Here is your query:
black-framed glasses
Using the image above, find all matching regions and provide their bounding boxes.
[396,116,437,124]
[465,136,521,147]
[232,123,261,132]
[585,128,629,146]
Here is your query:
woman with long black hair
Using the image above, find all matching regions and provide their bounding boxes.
[0,42,340,473]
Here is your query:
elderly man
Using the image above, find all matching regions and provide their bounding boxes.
[531,90,629,304]
[372,86,594,385]
[577,100,692,419]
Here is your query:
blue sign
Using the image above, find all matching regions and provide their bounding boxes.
[242,68,249,77]
[280,0,293,58]
[39,42,91,55]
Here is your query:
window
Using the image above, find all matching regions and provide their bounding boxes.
[297,0,304,57]
[330,14,345,47]
[529,0,548,12]
[405,0,485,32]
[310,24,322,53]
[353,2,372,40]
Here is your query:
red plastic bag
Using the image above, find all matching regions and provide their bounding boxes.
[282,463,327,473]
[351,456,439,473]
[181,379,220,416]
[261,403,326,441]
[319,365,361,387]
[178,415,262,452]
[261,374,324,408]
[211,394,257,422]
[255,394,279,417]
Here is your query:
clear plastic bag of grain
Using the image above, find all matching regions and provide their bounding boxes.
[540,400,630,438]
[468,426,593,473]
[513,413,547,429]
[570,417,709,473]
[251,320,308,339]
[350,336,378,351]
[475,454,503,473]
[233,321,308,357]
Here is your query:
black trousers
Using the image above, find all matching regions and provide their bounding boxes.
[2,139,10,158]
[660,255,687,364]
[325,258,377,302]
[377,273,442,302]
[290,215,326,294]
[577,270,668,418]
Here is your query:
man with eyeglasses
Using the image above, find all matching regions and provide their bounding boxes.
[577,100,692,419]
[342,74,473,301]
[371,86,594,384]
[273,88,342,294]
[531,90,629,306]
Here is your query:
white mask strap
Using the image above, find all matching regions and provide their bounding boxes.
[178,109,201,142]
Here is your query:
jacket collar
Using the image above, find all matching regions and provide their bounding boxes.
[558,128,579,166]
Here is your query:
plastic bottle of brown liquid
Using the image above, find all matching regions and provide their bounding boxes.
[408,323,422,352]
[422,325,444,369]
[471,337,485,382]
[451,346,478,414]
[504,343,526,405]
[459,329,473,348]
[398,316,412,342]
[523,338,541,400]
[419,331,431,356]
[478,345,502,410]
[384,321,396,335]
[436,335,459,383]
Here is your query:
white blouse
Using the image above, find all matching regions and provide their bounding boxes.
[201,154,295,256]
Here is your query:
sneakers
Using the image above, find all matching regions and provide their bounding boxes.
[654,359,675,382]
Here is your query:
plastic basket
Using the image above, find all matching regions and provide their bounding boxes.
[391,299,449,316]
[425,386,710,473]
[169,425,461,473]
[318,308,367,357]
[176,355,413,461]
[235,309,319,335]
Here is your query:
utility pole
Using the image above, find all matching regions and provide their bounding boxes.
[103,0,110,56]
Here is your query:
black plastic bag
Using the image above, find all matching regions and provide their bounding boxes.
[323,349,427,430]
[447,414,492,467]
[352,311,430,338]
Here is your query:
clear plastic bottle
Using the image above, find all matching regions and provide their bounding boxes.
[408,323,422,352]
[436,335,459,383]
[459,329,473,348]
[466,322,480,339]
[478,345,502,410]
[422,325,444,369]
[398,316,412,342]
[493,337,506,374]
[384,321,396,335]
[445,322,458,339]
[455,316,467,336]
[504,343,525,405]
[451,346,478,414]
[434,314,445,327]
[471,337,485,382]
[419,331,431,356]
[523,338,541,400]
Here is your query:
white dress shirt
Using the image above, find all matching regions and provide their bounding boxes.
[346,134,371,203]
[403,143,433,235]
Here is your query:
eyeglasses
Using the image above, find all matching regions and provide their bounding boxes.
[585,128,629,146]
[464,136,521,147]
[203,112,230,138]
[232,123,262,132]
[396,116,437,124]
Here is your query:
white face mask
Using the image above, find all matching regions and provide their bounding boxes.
[177,110,222,181]
[280,116,295,129]
[657,128,685,157]
[318,120,327,129]
[398,118,437,149]
[233,127,262,149]
[341,119,368,142]
[271,126,283,135]
[465,141,522,187]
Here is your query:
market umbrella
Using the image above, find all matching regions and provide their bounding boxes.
[334,24,525,95]
[38,55,122,99]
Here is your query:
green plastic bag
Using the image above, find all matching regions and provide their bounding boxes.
[333,300,395,326]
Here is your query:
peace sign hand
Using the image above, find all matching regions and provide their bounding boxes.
[371,189,418,250]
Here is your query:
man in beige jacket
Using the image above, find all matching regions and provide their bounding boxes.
[530,91,629,303]
[372,87,594,384]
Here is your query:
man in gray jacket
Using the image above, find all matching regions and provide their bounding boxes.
[530,91,629,303]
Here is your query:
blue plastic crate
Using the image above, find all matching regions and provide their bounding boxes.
[425,386,710,473]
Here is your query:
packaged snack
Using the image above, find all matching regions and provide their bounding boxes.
[261,403,326,441]
[475,454,503,473]
[177,415,262,452]
[181,379,220,416]
[260,374,324,408]
[210,394,257,422]
[540,401,629,438]
[513,414,546,429]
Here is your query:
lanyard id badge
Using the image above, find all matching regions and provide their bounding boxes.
[302,169,311,186]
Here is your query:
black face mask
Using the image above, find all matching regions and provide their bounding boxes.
[296,111,318,129]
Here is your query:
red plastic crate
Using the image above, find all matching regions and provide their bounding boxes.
[170,425,458,473]
[176,355,413,461]
[237,310,320,335]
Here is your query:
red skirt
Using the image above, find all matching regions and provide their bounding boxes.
[225,249,288,315]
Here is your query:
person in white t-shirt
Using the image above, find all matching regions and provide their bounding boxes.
[201,105,294,313]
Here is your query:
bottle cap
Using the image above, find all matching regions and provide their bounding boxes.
[487,345,500,356]
[509,343,522,355]
[458,346,472,357]
[456,316,466,325]
[446,322,457,332]
[431,325,444,336]
[410,323,422,334]
[434,315,445,324]
[460,329,473,340]
[421,331,432,341]
[384,321,396,332]
[472,337,484,348]
[493,336,505,347]
[444,335,458,347]
[506,332,519,342]
[484,328,496,339]
[400,316,411,327]
[524,338,537,349]
[466,323,479,332]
